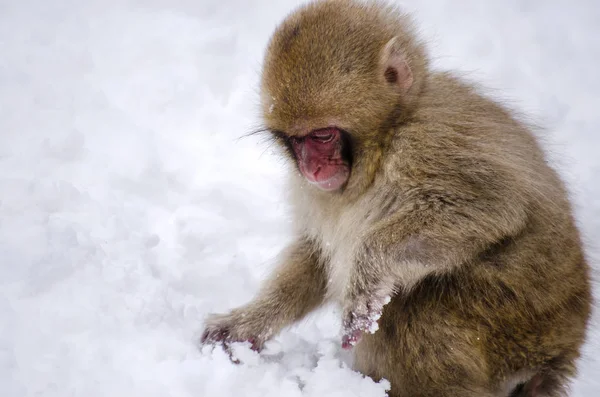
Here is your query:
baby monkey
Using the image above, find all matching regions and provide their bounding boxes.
[201,1,592,396]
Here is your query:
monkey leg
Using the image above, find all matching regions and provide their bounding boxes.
[509,374,565,397]
[350,294,500,397]
[201,237,327,351]
[508,353,577,397]
[352,302,579,397]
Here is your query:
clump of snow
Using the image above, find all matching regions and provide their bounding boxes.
[0,0,599,396]
[361,296,392,335]
[368,321,380,334]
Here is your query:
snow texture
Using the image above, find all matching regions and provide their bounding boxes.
[1,0,599,396]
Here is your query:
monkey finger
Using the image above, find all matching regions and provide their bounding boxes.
[200,327,230,345]
[200,337,242,365]
[221,342,242,365]
[200,330,209,344]
[247,337,263,352]
[342,298,385,344]
[342,329,363,349]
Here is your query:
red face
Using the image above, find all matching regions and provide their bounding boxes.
[290,127,351,191]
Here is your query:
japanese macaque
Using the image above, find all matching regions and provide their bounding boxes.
[201,1,592,396]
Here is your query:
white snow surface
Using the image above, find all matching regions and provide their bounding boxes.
[1,0,599,396]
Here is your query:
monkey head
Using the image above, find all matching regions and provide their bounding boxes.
[260,0,428,193]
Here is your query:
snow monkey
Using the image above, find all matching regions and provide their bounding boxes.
[201,1,592,396]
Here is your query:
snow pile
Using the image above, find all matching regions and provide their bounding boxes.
[0,0,598,396]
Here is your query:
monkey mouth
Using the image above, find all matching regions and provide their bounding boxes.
[304,163,350,191]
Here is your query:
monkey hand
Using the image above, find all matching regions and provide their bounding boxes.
[200,310,266,363]
[341,291,393,349]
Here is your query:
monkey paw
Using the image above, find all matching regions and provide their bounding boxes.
[341,294,392,349]
[200,312,264,363]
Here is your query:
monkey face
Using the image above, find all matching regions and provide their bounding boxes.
[288,127,351,191]
[259,1,421,194]
[269,125,353,192]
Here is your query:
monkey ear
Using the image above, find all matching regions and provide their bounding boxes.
[380,37,413,94]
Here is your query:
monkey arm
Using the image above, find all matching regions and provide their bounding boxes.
[202,237,327,350]
[341,185,529,347]
[250,236,328,328]
[366,191,529,282]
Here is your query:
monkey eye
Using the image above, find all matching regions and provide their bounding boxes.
[310,129,336,143]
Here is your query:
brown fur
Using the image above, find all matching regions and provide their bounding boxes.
[202,1,592,396]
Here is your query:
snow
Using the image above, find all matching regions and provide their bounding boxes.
[0,0,598,396]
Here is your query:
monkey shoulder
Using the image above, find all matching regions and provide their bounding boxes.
[382,74,554,203]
